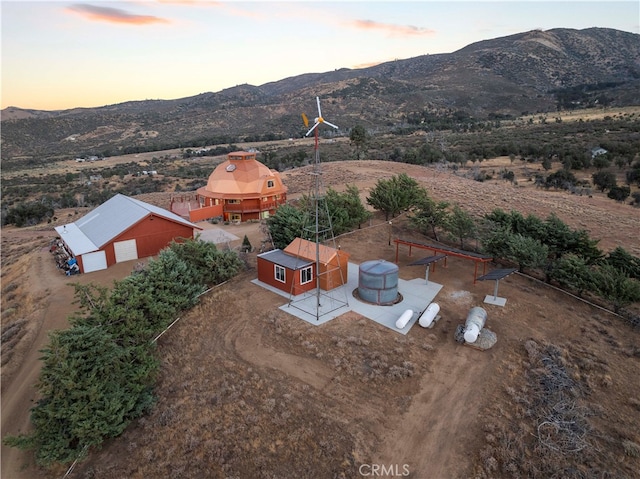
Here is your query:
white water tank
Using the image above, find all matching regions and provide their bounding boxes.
[418,302,440,328]
[395,309,414,329]
[464,307,487,343]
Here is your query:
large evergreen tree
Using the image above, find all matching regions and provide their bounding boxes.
[349,124,368,160]
[482,228,548,272]
[548,254,594,296]
[366,173,422,220]
[592,170,617,191]
[593,264,640,313]
[605,246,640,280]
[408,192,449,241]
[325,185,371,233]
[444,204,477,250]
[5,325,158,465]
[266,203,308,249]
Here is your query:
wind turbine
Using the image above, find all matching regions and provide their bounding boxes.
[288,96,349,322]
[304,96,339,137]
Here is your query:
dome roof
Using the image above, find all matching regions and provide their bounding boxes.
[199,151,287,198]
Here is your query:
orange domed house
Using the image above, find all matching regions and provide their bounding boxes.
[188,151,288,222]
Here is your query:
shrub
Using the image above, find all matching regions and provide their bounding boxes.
[3,201,54,227]
[607,185,630,202]
[545,169,577,190]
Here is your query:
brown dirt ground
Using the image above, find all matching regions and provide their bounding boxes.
[2,159,639,479]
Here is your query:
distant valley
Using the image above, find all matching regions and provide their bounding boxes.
[1,27,639,161]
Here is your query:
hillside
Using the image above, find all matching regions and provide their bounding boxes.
[2,28,639,159]
[1,159,639,479]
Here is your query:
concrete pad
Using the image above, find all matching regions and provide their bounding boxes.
[198,227,240,244]
[251,262,443,334]
[483,295,507,306]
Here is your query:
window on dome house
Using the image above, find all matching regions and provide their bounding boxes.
[267,180,274,188]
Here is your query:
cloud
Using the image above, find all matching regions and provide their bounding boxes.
[350,19,435,37]
[66,4,170,25]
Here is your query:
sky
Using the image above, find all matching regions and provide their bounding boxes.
[1,1,638,111]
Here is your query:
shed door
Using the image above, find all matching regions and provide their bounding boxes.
[114,239,138,263]
[82,251,107,273]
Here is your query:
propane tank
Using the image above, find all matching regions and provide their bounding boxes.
[463,307,487,343]
[418,302,440,328]
[395,309,414,329]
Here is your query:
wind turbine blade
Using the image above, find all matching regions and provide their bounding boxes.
[305,122,319,137]
[323,120,339,129]
[316,96,322,118]
[301,113,309,127]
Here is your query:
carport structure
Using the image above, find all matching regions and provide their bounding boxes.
[394,239,493,284]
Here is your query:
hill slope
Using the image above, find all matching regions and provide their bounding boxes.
[2,160,639,479]
[2,28,639,158]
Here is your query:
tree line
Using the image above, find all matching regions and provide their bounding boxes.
[266,185,371,249]
[264,172,639,314]
[360,174,640,315]
[4,238,243,466]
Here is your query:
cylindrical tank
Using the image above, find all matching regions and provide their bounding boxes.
[464,307,487,343]
[358,260,399,305]
[395,309,414,329]
[418,302,440,328]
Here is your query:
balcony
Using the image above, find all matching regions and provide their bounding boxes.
[224,200,285,213]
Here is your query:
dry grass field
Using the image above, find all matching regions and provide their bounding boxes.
[2,158,639,478]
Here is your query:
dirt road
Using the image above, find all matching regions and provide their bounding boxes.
[1,244,149,479]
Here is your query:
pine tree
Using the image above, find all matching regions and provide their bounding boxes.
[241,234,252,253]
[5,326,157,466]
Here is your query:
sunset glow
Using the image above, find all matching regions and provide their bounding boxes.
[1,1,638,111]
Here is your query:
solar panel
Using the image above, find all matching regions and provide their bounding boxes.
[409,254,447,266]
[476,268,518,281]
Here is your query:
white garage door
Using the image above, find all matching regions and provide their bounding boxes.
[82,251,107,273]
[114,239,138,263]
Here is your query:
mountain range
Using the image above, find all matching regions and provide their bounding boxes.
[2,27,639,159]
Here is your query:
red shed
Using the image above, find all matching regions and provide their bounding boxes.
[54,194,201,273]
[257,249,315,296]
[257,238,350,295]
